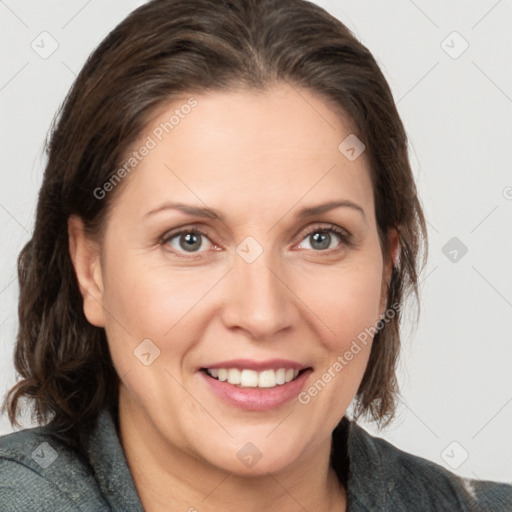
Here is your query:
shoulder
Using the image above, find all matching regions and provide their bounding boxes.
[346,421,512,511]
[0,425,109,511]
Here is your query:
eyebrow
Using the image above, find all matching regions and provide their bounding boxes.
[144,200,366,222]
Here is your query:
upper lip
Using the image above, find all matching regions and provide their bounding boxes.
[200,358,311,372]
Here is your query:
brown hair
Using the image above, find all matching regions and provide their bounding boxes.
[2,0,427,451]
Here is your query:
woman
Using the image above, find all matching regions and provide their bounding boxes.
[1,0,510,510]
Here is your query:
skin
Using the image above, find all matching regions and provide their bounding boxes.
[69,83,399,512]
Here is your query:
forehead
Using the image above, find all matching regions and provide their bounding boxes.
[114,83,375,225]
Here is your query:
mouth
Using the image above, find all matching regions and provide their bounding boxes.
[199,365,313,411]
[200,367,311,389]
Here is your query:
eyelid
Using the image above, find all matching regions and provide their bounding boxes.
[298,222,350,240]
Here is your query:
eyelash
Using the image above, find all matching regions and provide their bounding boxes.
[160,224,352,259]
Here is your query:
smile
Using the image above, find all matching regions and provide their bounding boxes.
[203,367,305,388]
[199,365,313,411]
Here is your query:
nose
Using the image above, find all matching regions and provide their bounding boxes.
[219,249,298,341]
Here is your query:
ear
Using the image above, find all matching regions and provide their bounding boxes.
[68,215,106,327]
[379,228,400,316]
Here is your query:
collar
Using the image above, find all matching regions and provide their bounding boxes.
[339,418,394,511]
[86,408,145,511]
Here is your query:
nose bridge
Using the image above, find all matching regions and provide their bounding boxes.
[222,242,294,339]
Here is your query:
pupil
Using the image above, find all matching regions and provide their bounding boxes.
[180,233,201,252]
[312,232,330,250]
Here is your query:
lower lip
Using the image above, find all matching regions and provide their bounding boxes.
[200,369,312,411]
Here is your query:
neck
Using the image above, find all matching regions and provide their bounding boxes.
[118,393,347,512]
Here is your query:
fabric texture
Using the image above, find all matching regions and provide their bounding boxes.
[1,408,511,511]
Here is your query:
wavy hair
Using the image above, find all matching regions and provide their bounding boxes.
[2,0,427,452]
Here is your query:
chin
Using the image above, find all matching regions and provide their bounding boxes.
[195,434,305,478]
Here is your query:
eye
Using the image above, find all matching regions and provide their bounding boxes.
[161,228,214,257]
[160,223,352,258]
[296,224,351,252]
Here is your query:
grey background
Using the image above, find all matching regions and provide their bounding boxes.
[1,0,511,483]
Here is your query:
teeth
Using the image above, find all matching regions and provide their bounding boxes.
[241,369,259,387]
[258,369,276,388]
[227,368,241,384]
[275,368,286,385]
[205,367,301,388]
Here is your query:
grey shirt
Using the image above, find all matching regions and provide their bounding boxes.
[1,408,511,511]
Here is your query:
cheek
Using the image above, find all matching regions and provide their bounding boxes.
[100,248,221,354]
[294,256,383,346]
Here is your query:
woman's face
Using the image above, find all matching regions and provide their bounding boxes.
[72,83,396,476]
